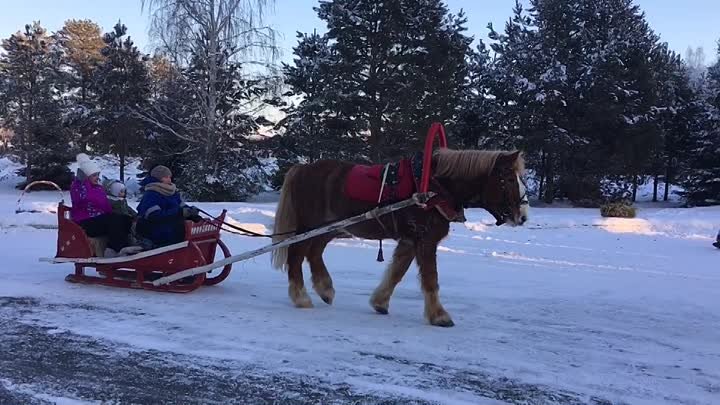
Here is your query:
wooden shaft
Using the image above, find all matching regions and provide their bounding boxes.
[152,192,435,286]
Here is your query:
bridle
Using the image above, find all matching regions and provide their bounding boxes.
[494,171,529,226]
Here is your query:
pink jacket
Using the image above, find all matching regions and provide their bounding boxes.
[70,178,112,222]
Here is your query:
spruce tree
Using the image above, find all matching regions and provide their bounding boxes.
[451,42,495,149]
[141,53,188,174]
[56,19,105,151]
[297,0,473,162]
[681,41,720,206]
[484,0,672,203]
[0,22,72,188]
[282,31,364,162]
[95,22,150,182]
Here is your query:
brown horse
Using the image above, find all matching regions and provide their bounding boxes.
[271,149,528,327]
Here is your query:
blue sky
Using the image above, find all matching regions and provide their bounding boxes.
[1,0,718,65]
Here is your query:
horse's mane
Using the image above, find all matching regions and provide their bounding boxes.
[433,149,524,179]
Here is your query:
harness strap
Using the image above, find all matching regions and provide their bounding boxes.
[377,163,390,204]
[373,164,399,262]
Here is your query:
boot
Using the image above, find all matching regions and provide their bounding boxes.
[103,248,119,258]
[119,246,143,256]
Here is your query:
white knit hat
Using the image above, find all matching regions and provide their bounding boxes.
[76,153,101,176]
[108,181,126,197]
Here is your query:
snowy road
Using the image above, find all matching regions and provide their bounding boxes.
[1,197,719,404]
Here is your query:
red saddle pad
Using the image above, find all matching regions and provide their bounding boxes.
[344,159,415,203]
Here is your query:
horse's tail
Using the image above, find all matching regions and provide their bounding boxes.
[271,165,300,271]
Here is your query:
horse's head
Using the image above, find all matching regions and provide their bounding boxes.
[434,149,529,226]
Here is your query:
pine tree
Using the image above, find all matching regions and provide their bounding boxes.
[681,41,720,206]
[0,22,72,188]
[304,0,473,162]
[56,19,105,151]
[487,0,584,202]
[282,31,364,163]
[140,53,189,174]
[647,44,703,202]
[95,22,150,182]
[451,42,495,149]
[486,0,672,203]
[707,41,720,110]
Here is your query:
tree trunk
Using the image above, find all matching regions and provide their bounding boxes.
[538,150,546,201]
[26,149,33,183]
[631,174,638,202]
[204,1,220,167]
[542,152,554,204]
[26,79,36,182]
[80,75,89,151]
[664,164,672,202]
[653,173,659,202]
[370,118,383,163]
[118,128,126,182]
[120,148,126,183]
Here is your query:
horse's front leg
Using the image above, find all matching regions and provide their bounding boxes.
[287,243,313,308]
[416,241,454,327]
[370,239,415,314]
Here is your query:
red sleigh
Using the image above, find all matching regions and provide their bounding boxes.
[42,203,233,293]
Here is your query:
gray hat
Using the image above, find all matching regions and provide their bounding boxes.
[151,165,172,179]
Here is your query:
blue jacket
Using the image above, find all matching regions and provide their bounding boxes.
[136,177,187,246]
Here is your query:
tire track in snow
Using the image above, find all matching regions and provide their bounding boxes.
[0,297,430,405]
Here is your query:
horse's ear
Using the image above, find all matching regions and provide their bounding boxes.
[497,151,521,167]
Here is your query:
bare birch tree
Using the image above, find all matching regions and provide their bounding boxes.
[140,0,278,164]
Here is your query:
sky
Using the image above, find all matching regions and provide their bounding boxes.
[0,0,718,65]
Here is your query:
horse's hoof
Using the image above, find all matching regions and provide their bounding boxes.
[373,306,389,315]
[319,288,335,305]
[369,292,390,314]
[313,281,335,305]
[290,287,314,308]
[429,313,455,327]
[294,297,314,308]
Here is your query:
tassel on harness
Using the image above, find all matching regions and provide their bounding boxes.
[375,164,391,262]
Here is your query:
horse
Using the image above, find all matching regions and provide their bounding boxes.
[270,148,529,327]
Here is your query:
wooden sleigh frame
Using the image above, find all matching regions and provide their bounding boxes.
[40,203,233,293]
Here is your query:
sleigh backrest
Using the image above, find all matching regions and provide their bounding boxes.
[185,210,226,263]
[56,203,94,258]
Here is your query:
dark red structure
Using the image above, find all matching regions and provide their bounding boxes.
[420,122,448,193]
[51,204,233,293]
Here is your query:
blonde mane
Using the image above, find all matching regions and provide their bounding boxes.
[433,149,524,179]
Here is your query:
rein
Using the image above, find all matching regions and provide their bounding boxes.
[197,208,389,240]
[197,208,281,238]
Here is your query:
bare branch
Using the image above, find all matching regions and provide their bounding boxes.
[129,105,200,144]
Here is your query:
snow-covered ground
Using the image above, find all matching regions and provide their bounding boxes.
[0,162,719,404]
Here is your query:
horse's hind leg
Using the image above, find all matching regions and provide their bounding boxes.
[307,236,335,305]
[287,242,313,308]
[370,239,415,315]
